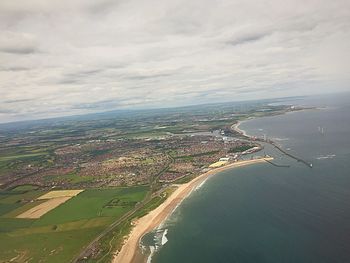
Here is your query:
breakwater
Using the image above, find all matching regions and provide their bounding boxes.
[232,122,313,168]
[264,159,290,168]
[267,139,313,168]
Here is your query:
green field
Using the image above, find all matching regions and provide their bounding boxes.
[43,173,95,185]
[11,185,39,192]
[0,152,48,162]
[0,146,54,179]
[228,145,255,153]
[0,186,148,262]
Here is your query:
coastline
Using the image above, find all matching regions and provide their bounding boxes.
[232,120,250,137]
[233,118,313,168]
[113,157,273,263]
[231,106,319,140]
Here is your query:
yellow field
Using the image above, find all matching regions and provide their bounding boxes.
[16,197,71,219]
[37,190,83,199]
[16,190,84,219]
[209,160,228,168]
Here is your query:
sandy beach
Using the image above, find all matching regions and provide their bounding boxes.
[231,120,254,138]
[113,157,272,263]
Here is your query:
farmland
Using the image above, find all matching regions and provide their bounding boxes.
[0,186,148,262]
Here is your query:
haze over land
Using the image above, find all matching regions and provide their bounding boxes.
[1,0,350,123]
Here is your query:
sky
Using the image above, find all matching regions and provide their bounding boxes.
[0,0,350,123]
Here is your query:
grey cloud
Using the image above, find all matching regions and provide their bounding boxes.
[71,95,154,110]
[63,69,104,78]
[124,73,174,81]
[0,0,349,123]
[0,31,39,55]
[0,108,18,114]
[86,0,121,15]
[226,33,269,47]
[71,99,118,110]
[57,78,80,85]
[54,68,106,85]
[2,98,34,104]
[0,66,29,71]
[0,46,37,54]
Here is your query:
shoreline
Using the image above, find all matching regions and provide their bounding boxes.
[232,106,319,140]
[113,157,273,263]
[233,118,313,168]
[232,120,250,137]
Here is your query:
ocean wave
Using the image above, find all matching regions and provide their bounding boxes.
[273,137,289,141]
[316,154,336,160]
[144,228,169,263]
[143,176,213,262]
[195,178,207,191]
[146,246,155,263]
[161,229,168,245]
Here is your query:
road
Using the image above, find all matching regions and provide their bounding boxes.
[72,153,174,262]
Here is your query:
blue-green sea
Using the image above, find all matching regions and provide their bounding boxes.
[144,93,350,263]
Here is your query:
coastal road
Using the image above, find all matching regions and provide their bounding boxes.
[72,154,173,262]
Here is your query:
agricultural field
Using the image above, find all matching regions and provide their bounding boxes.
[0,185,148,262]
[37,190,84,199]
[15,190,84,219]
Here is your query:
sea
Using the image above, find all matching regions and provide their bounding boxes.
[142,92,350,263]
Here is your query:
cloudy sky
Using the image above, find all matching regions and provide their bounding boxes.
[0,0,349,123]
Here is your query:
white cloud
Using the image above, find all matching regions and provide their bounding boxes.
[0,0,349,122]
